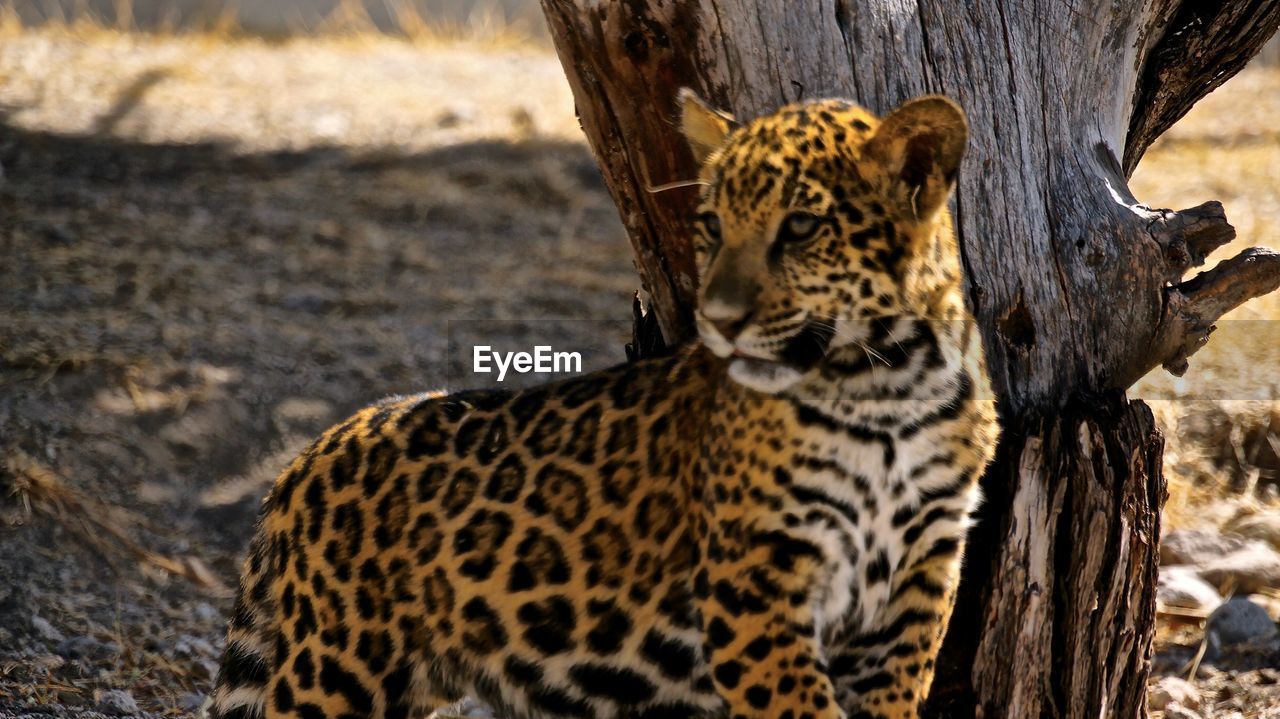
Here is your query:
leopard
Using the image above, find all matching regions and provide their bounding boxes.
[206,89,999,719]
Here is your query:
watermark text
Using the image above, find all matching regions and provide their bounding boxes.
[473,345,583,382]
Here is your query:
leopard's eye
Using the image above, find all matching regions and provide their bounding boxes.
[697,212,723,243]
[777,212,821,244]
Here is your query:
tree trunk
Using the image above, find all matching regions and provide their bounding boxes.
[540,1,1280,717]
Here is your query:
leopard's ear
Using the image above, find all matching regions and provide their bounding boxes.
[679,88,736,165]
[863,95,968,219]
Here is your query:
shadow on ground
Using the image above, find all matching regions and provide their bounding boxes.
[0,120,637,714]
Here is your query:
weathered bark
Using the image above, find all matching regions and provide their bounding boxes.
[541,1,1280,717]
[931,395,1166,717]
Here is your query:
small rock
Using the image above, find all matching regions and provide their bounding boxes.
[30,614,65,643]
[1198,541,1280,594]
[1225,510,1280,550]
[194,602,220,623]
[56,635,121,661]
[1207,596,1279,652]
[178,692,207,712]
[1162,528,1248,565]
[280,289,337,314]
[97,688,140,715]
[1149,676,1201,711]
[1158,566,1223,611]
[1164,705,1203,719]
[190,657,220,681]
[172,633,217,658]
[273,398,334,428]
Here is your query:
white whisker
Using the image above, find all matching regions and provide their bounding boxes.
[646,179,709,194]
[875,317,909,358]
[856,341,891,366]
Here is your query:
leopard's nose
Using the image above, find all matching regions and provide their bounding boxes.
[700,259,760,342]
[704,308,754,342]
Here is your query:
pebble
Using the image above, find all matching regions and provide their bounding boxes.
[280,288,338,314]
[1149,676,1201,710]
[1158,566,1223,611]
[1163,527,1280,594]
[1162,528,1249,565]
[97,689,140,715]
[178,692,207,712]
[194,602,221,623]
[56,635,122,661]
[30,614,65,643]
[1198,542,1280,594]
[189,657,220,681]
[172,634,218,659]
[1206,596,1279,652]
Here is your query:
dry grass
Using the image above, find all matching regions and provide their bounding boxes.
[0,0,541,43]
[1130,67,1280,531]
[0,22,578,154]
[3,449,229,593]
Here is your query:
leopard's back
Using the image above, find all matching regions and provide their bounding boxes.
[207,352,726,719]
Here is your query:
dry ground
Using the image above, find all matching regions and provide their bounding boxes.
[0,24,1277,719]
[0,26,635,716]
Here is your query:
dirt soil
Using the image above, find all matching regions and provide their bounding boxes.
[0,29,636,717]
[0,26,1277,719]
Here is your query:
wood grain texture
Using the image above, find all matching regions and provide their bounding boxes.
[936,396,1165,717]
[540,2,1280,716]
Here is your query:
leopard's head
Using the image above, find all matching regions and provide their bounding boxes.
[679,90,969,393]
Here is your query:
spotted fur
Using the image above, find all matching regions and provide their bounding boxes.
[207,91,998,719]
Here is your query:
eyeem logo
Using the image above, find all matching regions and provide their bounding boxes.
[473,345,583,382]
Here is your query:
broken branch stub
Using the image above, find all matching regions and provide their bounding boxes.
[1126,2,1280,175]
[1154,247,1280,378]
[1148,200,1237,283]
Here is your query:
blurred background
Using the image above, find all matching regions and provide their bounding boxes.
[1,0,550,36]
[0,2,1277,717]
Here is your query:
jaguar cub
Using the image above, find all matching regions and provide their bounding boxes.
[208,91,998,719]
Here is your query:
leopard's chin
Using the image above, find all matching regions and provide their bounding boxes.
[727,356,804,394]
